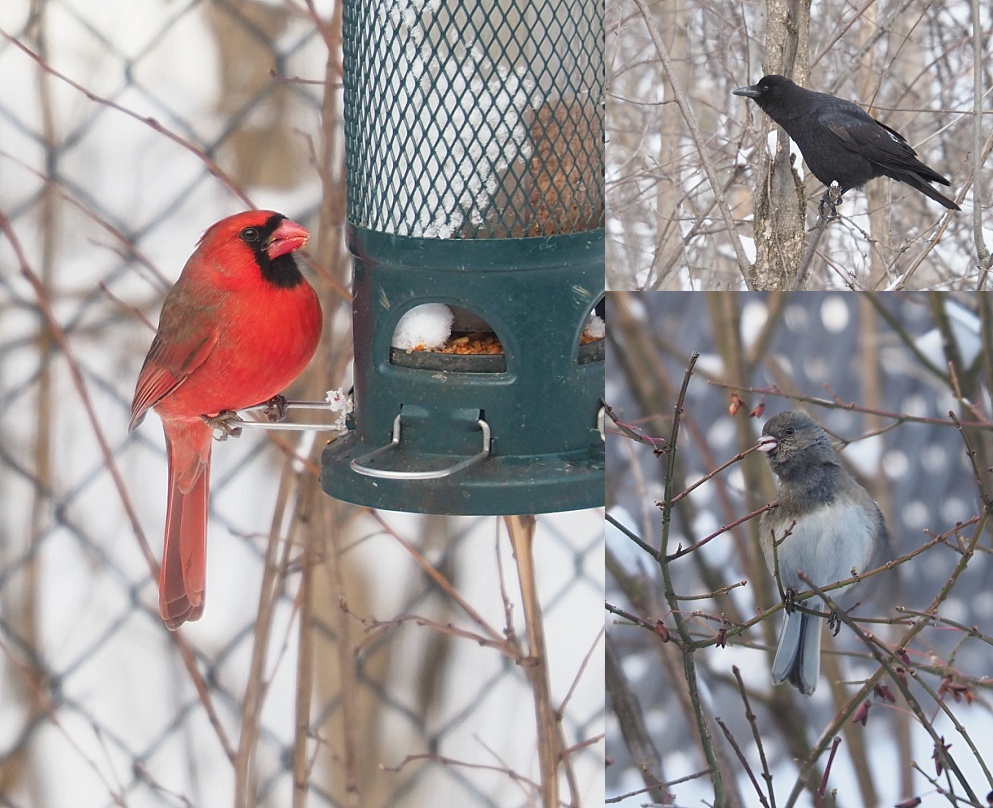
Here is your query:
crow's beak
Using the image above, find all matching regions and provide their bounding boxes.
[733,85,761,98]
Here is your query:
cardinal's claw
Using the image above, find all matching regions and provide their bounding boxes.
[261,394,288,423]
[203,410,244,440]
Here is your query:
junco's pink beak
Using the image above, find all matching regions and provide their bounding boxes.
[757,435,778,453]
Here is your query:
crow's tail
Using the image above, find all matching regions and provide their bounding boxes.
[897,172,960,210]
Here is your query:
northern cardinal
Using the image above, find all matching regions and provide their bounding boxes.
[130,211,323,629]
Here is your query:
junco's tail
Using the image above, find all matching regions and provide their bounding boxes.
[772,610,821,695]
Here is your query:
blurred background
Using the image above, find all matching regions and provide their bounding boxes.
[0,3,604,806]
[606,0,991,290]
[606,292,993,807]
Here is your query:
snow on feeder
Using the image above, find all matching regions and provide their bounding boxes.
[322,1,605,515]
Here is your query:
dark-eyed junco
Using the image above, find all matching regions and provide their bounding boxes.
[757,410,885,695]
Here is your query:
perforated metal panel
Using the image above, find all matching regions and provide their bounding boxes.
[343,1,604,238]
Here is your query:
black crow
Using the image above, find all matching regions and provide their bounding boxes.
[733,75,959,215]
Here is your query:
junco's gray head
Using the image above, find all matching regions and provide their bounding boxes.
[757,410,838,481]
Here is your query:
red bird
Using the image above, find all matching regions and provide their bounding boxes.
[129,211,323,630]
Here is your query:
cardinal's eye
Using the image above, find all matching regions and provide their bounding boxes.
[240,227,260,244]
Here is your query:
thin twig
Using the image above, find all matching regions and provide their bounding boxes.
[708,385,993,430]
[606,512,659,559]
[668,444,764,507]
[971,0,991,273]
[732,666,777,808]
[656,353,729,801]
[715,716,772,807]
[793,188,841,289]
[629,0,755,289]
[606,634,670,805]
[0,28,253,209]
[505,515,562,808]
[666,502,777,562]
[814,737,843,806]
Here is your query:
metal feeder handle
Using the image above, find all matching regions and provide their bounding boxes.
[350,414,492,480]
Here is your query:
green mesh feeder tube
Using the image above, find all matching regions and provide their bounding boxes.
[322,1,605,515]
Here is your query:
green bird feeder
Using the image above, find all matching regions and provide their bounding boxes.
[322,0,605,515]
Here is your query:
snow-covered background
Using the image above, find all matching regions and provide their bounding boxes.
[0,2,604,806]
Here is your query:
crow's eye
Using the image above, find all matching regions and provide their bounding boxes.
[240,227,260,244]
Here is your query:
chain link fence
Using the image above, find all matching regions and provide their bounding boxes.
[0,3,605,806]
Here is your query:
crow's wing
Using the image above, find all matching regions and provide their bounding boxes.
[821,109,948,184]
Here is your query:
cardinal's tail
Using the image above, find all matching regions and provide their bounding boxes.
[160,419,212,630]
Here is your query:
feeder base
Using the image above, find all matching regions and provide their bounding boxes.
[322,431,604,515]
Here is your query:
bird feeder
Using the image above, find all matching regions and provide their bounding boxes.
[322,1,605,515]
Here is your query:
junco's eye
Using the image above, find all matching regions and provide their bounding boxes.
[785,427,796,436]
